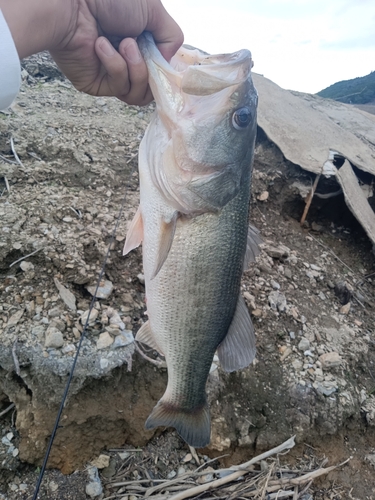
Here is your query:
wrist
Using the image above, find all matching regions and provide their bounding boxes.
[0,0,76,59]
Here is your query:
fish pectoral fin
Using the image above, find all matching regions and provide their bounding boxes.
[135,321,164,356]
[123,207,143,256]
[217,295,256,372]
[145,399,211,448]
[243,223,262,271]
[151,211,178,279]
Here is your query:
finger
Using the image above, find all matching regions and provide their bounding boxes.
[118,38,153,106]
[145,0,184,61]
[94,36,131,97]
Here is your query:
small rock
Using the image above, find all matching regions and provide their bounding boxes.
[365,454,375,467]
[112,331,134,348]
[97,332,114,350]
[54,278,77,311]
[264,244,290,260]
[354,319,362,327]
[167,470,177,479]
[317,381,337,396]
[283,264,293,278]
[270,280,280,290]
[86,280,114,299]
[137,273,145,284]
[257,191,269,201]
[340,302,351,315]
[280,347,292,361]
[100,358,109,369]
[6,432,14,441]
[289,331,296,340]
[81,308,99,326]
[298,338,310,351]
[62,344,76,355]
[49,481,59,492]
[319,352,342,370]
[318,292,326,301]
[182,453,192,463]
[268,291,287,312]
[20,261,34,272]
[6,309,25,327]
[91,454,110,469]
[45,327,64,348]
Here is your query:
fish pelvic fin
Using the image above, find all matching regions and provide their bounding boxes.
[123,207,143,256]
[217,294,256,372]
[243,223,262,271]
[151,211,178,279]
[135,320,164,356]
[145,399,211,448]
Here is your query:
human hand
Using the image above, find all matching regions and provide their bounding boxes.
[50,0,183,105]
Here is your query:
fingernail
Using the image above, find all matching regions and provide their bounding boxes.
[99,38,115,57]
[125,42,141,64]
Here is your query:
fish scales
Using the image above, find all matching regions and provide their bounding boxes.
[124,33,259,447]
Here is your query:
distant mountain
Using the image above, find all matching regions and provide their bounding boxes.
[316,71,375,105]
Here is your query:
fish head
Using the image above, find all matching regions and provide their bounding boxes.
[138,33,258,214]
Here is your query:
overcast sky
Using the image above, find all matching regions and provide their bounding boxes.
[162,0,375,94]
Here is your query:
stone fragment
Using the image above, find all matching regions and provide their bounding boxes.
[137,273,145,284]
[280,347,292,361]
[298,338,310,351]
[86,280,114,299]
[81,308,99,326]
[49,481,59,492]
[264,244,290,259]
[182,453,192,463]
[340,302,351,315]
[257,191,269,201]
[317,381,337,396]
[97,332,114,350]
[45,327,64,348]
[7,309,25,327]
[112,331,134,348]
[91,454,110,469]
[319,352,342,370]
[100,358,109,370]
[54,278,76,311]
[20,261,34,272]
[268,291,287,312]
[334,281,352,305]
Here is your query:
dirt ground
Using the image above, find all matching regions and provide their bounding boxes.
[0,53,375,499]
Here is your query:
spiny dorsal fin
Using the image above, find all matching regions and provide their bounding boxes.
[123,207,143,256]
[243,223,262,271]
[151,211,178,279]
[135,321,164,356]
[217,294,256,372]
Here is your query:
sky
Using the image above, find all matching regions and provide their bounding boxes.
[162,0,375,94]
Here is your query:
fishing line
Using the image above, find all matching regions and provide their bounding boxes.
[32,192,128,500]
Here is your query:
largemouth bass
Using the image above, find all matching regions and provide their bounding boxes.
[124,33,259,448]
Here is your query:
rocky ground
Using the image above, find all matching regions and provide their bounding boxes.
[0,53,375,499]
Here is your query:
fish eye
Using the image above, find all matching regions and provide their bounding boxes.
[232,107,252,130]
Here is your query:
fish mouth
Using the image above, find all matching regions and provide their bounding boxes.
[137,32,253,117]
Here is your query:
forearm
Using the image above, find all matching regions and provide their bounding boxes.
[0,0,74,59]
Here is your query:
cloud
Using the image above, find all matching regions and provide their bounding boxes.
[320,34,375,51]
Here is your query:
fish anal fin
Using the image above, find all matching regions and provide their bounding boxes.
[151,211,178,279]
[123,207,144,256]
[243,223,262,271]
[145,399,210,448]
[217,295,256,372]
[135,321,164,356]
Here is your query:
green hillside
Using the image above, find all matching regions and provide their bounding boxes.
[316,71,375,104]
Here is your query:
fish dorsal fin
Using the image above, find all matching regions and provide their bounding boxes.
[243,223,262,271]
[151,211,178,279]
[135,320,164,356]
[123,207,143,256]
[217,295,256,372]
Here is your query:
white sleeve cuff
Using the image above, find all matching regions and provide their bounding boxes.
[0,9,21,110]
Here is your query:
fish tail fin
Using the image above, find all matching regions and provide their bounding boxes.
[145,399,211,448]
